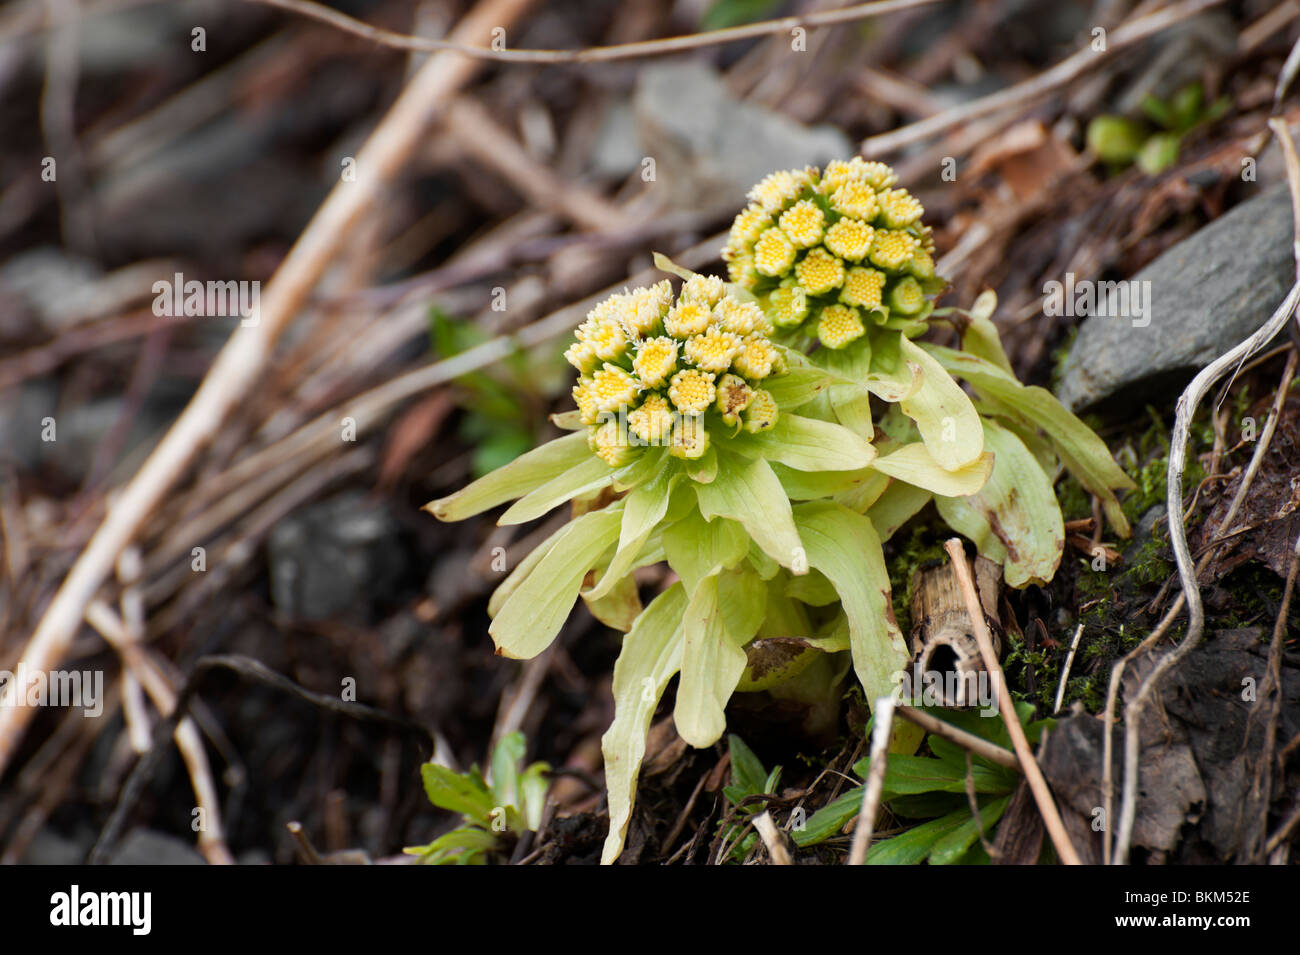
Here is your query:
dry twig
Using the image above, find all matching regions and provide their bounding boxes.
[944,539,1082,865]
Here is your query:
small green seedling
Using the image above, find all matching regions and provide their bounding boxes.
[405,731,549,865]
[1087,82,1230,175]
[717,734,784,862]
[794,704,1054,863]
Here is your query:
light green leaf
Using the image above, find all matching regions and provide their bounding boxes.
[499,453,614,524]
[761,366,838,409]
[772,463,878,500]
[736,413,875,472]
[935,419,1065,588]
[867,481,933,541]
[791,501,909,703]
[784,568,839,606]
[675,573,748,748]
[957,291,1014,375]
[421,763,495,824]
[897,336,984,471]
[489,731,525,810]
[832,468,891,513]
[407,825,498,864]
[601,584,687,865]
[490,508,622,658]
[695,455,805,573]
[425,431,591,521]
[871,441,993,497]
[652,251,700,283]
[487,519,567,618]
[866,329,922,401]
[518,762,550,831]
[586,467,679,600]
[582,571,643,631]
[923,343,1135,536]
[549,410,584,430]
[819,342,875,437]
[717,567,767,644]
[663,509,748,594]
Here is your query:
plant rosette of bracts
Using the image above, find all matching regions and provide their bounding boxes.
[427,162,1135,865]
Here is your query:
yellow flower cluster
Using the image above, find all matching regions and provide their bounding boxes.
[567,278,785,464]
[722,158,941,348]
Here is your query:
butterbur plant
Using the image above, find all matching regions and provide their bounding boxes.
[426,158,1135,865]
[405,732,549,865]
[428,276,907,863]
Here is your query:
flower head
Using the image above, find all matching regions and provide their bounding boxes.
[840,267,885,311]
[816,304,865,350]
[778,200,825,248]
[664,300,713,339]
[563,282,794,468]
[633,336,678,388]
[722,159,944,342]
[714,373,755,425]
[627,393,674,444]
[668,368,716,415]
[590,363,640,413]
[753,228,797,277]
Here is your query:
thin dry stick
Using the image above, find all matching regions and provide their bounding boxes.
[0,0,539,777]
[861,0,1230,155]
[1253,528,1300,860]
[752,812,792,865]
[944,539,1082,865]
[84,600,235,865]
[895,704,1019,770]
[251,0,938,64]
[847,696,894,865]
[1053,623,1085,715]
[1113,118,1300,865]
[443,97,627,231]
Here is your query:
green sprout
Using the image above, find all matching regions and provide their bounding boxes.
[1087,82,1230,175]
[717,734,784,863]
[404,732,549,865]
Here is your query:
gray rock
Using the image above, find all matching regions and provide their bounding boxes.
[588,103,642,179]
[633,62,852,213]
[107,828,206,865]
[20,828,92,865]
[1059,186,1294,412]
[268,491,405,621]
